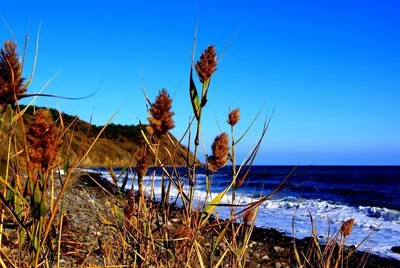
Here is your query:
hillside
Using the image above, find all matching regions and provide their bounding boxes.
[0,105,199,169]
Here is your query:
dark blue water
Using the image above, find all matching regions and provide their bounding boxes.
[105,165,400,210]
[135,166,400,210]
[206,165,400,211]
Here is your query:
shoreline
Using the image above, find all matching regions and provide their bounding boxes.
[68,170,400,267]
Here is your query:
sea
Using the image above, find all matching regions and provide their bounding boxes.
[87,165,400,260]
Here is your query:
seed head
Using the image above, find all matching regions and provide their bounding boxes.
[340,218,355,237]
[195,45,217,83]
[147,89,175,137]
[136,155,148,178]
[243,208,255,225]
[207,133,229,172]
[0,41,26,106]
[227,109,240,126]
[106,166,118,185]
[27,109,60,173]
[124,190,135,220]
[146,125,154,135]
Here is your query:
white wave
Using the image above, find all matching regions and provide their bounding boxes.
[359,206,400,221]
[252,198,400,261]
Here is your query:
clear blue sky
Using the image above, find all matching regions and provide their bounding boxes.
[1,1,399,165]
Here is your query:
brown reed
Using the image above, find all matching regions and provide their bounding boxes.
[106,166,118,185]
[136,155,148,197]
[26,109,60,174]
[0,40,26,106]
[124,190,135,221]
[227,109,240,126]
[147,89,175,137]
[340,218,355,237]
[207,132,230,172]
[243,208,255,225]
[195,45,217,83]
[146,125,155,136]
[136,155,148,178]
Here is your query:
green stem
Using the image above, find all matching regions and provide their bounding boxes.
[189,109,202,214]
[230,125,237,253]
[31,217,43,267]
[150,140,161,201]
[231,125,236,203]
[189,79,209,215]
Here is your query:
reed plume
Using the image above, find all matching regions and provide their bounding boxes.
[146,125,155,136]
[340,218,355,237]
[228,109,240,126]
[107,166,118,185]
[147,89,175,137]
[27,109,60,174]
[124,190,135,221]
[195,45,217,83]
[136,155,148,197]
[207,132,229,172]
[0,40,26,107]
[243,208,255,225]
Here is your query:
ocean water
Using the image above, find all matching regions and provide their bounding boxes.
[87,165,400,260]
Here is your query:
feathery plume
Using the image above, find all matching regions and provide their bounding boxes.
[195,45,217,83]
[243,208,255,225]
[27,109,60,173]
[0,41,26,106]
[147,89,175,137]
[340,218,355,237]
[124,190,135,220]
[136,155,148,178]
[136,155,148,197]
[227,108,240,126]
[106,166,118,185]
[207,133,229,172]
[146,125,154,136]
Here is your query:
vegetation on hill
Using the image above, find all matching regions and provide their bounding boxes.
[8,105,198,168]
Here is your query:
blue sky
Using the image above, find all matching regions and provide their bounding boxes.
[1,1,399,165]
